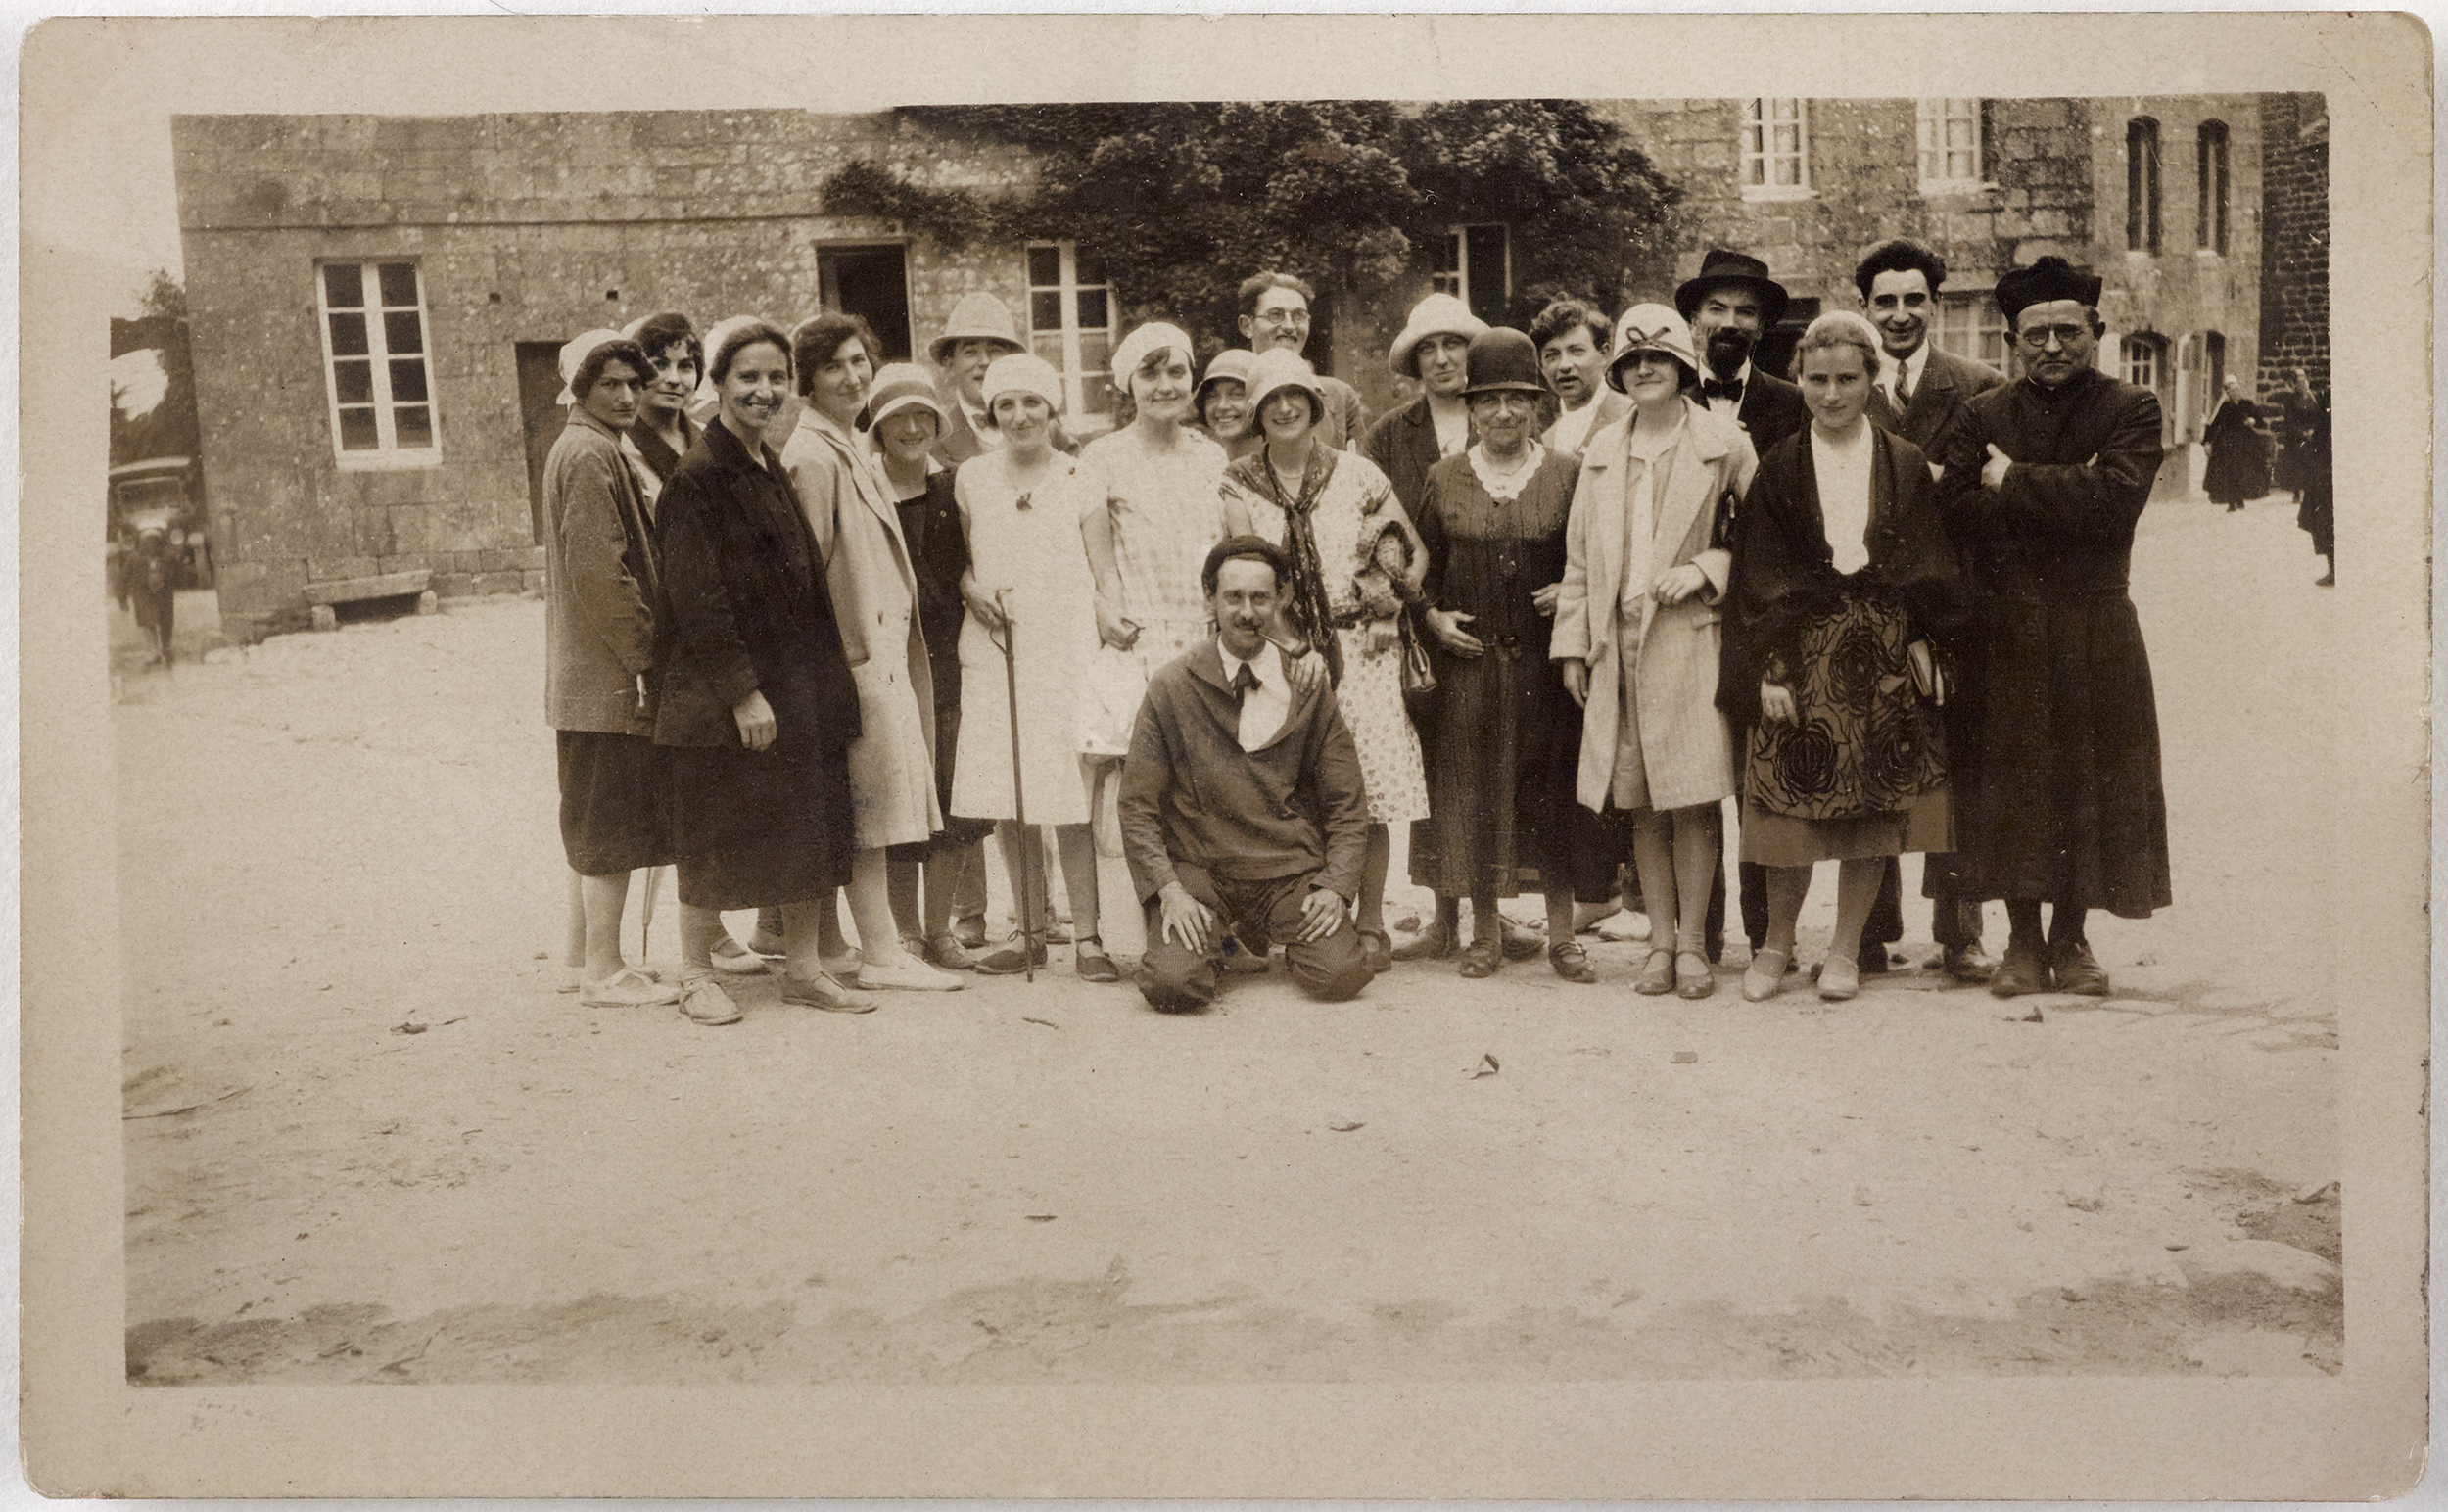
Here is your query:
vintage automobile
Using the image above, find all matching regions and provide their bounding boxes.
[108,455,212,663]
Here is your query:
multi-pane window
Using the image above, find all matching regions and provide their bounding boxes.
[1917,99,1985,188]
[1935,291,2007,370]
[2196,120,2231,254]
[1741,99,1810,195]
[1026,240,1113,421]
[2126,117,2163,254]
[2123,333,2167,392]
[317,260,438,463]
[1431,225,1511,319]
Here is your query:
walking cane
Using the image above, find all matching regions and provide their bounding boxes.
[636,866,665,962]
[995,587,1036,983]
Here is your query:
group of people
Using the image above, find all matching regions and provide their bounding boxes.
[541,236,2175,1025]
[2202,363,2335,585]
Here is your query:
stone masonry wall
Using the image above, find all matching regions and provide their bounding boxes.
[2254,93,2330,401]
[176,111,1042,637]
[1601,98,2095,327]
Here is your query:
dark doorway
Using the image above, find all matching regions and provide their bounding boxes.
[819,246,914,363]
[514,341,564,543]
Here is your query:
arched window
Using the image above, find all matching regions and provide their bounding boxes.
[2126,117,2162,255]
[2197,119,2231,254]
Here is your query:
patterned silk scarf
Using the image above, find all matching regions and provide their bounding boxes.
[1227,444,1344,684]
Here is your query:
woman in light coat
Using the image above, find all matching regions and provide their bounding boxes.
[1552,305,1757,999]
[779,310,964,993]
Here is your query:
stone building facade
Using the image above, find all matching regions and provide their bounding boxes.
[175,97,2301,636]
[2254,92,2330,399]
[1592,95,2268,496]
[174,110,1044,638]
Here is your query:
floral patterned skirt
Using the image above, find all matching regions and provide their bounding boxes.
[1741,590,1949,864]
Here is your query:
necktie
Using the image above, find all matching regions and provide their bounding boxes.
[1232,662,1260,705]
[1894,365,1913,406]
[1701,377,1743,403]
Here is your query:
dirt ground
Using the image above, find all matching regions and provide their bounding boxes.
[117,491,2340,1384]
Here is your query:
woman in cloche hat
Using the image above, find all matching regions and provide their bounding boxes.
[1551,304,1759,1002]
[1407,327,1600,983]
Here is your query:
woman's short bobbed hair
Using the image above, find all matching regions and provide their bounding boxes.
[628,311,703,372]
[708,319,793,387]
[790,310,882,398]
[1793,310,1883,375]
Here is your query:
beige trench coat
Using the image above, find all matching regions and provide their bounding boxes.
[1549,399,1757,814]
[781,409,942,848]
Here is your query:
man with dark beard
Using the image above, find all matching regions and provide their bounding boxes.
[1928,257,2171,999]
[1676,248,1806,963]
[1679,248,1809,454]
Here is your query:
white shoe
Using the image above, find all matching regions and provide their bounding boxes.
[820,946,863,978]
[855,954,965,992]
[581,965,683,1007]
[707,936,768,975]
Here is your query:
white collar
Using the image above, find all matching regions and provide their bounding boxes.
[1879,342,1931,390]
[1219,638,1283,685]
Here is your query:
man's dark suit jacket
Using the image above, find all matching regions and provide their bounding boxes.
[1362,396,1470,513]
[1735,370,1810,453]
[1865,344,2007,453]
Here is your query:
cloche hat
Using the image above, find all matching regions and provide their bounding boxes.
[555,328,631,405]
[1196,348,1259,403]
[1109,321,1195,392]
[1674,248,1791,329]
[1243,348,1328,425]
[1605,304,1702,393]
[929,292,1025,368]
[979,352,1065,422]
[1461,327,1547,397]
[858,362,948,433]
[1388,292,1490,379]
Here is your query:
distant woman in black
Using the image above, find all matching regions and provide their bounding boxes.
[2200,374,2270,511]
[653,318,871,1024]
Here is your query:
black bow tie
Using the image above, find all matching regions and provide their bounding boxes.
[1701,377,1744,402]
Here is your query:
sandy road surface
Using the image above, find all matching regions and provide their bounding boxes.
[118,493,2339,1383]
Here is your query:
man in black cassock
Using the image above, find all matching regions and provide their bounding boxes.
[1927,257,2173,999]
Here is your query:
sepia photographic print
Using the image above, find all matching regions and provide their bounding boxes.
[19,11,2433,1500]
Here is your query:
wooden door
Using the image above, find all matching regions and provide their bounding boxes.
[513,342,569,543]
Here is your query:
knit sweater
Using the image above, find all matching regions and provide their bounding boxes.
[1120,639,1371,905]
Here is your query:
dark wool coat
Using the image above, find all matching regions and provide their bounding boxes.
[651,414,860,752]
[543,407,661,735]
[1363,396,1471,515]
[1735,369,1811,453]
[1927,367,2172,917]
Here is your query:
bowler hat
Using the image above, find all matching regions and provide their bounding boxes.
[1605,304,1702,393]
[928,293,1025,368]
[1993,256,2104,325]
[1674,248,1791,328]
[1461,328,1547,397]
[1388,293,1490,379]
